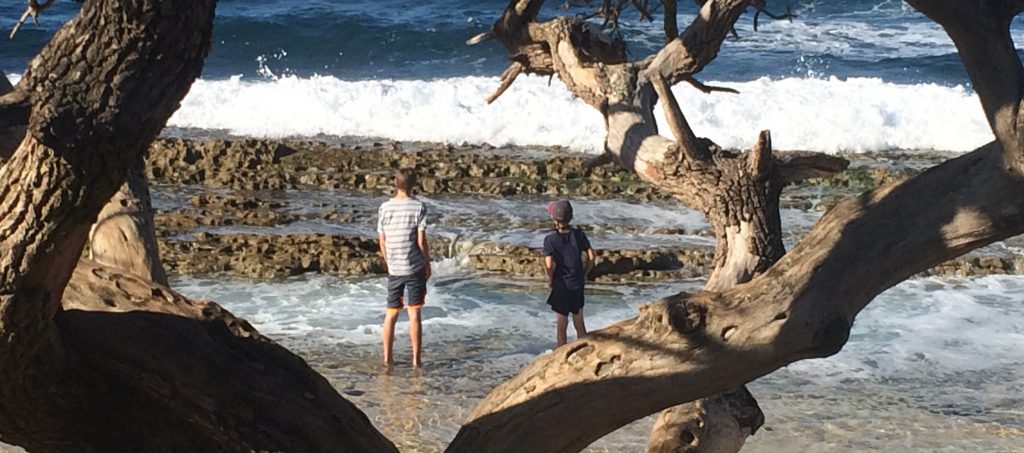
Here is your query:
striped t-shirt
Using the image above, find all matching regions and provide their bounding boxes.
[377,197,428,276]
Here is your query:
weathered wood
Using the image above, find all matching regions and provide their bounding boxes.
[0,1,396,451]
[663,0,679,43]
[650,72,703,160]
[448,139,1024,453]
[487,61,525,104]
[474,2,840,452]
[43,259,398,452]
[0,0,221,446]
[0,73,162,284]
[88,163,168,286]
[460,1,1024,452]
[647,388,763,453]
[905,0,1024,161]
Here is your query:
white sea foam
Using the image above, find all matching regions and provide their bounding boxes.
[789,275,1024,381]
[175,273,1024,379]
[170,74,992,154]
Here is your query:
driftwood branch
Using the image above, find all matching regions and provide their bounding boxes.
[50,260,397,452]
[752,2,795,32]
[747,130,771,179]
[906,0,1024,157]
[646,0,751,85]
[662,0,678,43]
[448,138,1024,453]
[683,75,740,94]
[776,151,851,185]
[10,0,55,39]
[650,72,703,160]
[487,61,525,103]
[460,1,1024,452]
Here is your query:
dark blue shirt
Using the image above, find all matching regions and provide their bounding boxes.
[543,228,592,290]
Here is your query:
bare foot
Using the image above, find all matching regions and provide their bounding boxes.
[412,358,422,369]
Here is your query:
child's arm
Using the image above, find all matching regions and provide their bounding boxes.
[378,232,388,273]
[377,206,388,272]
[417,203,431,280]
[544,256,554,288]
[417,229,432,280]
[580,230,596,273]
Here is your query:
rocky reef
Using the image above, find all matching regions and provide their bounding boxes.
[143,138,1020,281]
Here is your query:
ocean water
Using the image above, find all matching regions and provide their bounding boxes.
[168,272,1024,452]
[1,0,1021,152]
[1,1,1022,452]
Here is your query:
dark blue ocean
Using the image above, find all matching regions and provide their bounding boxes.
[2,1,1022,152]
[0,0,1002,82]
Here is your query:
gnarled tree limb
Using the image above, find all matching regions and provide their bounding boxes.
[461,1,1024,452]
[650,72,703,160]
[0,1,396,451]
[663,0,679,42]
[906,0,1024,155]
[448,138,1024,453]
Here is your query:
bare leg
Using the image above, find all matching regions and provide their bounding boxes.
[409,306,423,368]
[556,313,569,347]
[382,308,400,367]
[571,308,587,340]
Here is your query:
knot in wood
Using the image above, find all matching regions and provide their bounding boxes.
[667,298,707,339]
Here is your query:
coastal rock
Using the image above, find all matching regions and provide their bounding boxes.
[140,138,1022,281]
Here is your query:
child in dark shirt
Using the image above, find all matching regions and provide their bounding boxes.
[542,200,596,346]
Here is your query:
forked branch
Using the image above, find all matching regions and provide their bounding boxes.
[683,75,739,94]
[650,72,703,160]
[10,0,55,39]
[487,62,525,104]
[752,1,795,32]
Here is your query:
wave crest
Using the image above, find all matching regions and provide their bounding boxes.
[170,74,991,154]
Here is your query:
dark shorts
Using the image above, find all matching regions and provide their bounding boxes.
[387,269,427,310]
[547,285,584,316]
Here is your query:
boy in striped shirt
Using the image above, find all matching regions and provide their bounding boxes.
[377,168,431,368]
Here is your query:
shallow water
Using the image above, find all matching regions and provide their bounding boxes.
[152,186,837,252]
[166,271,1024,452]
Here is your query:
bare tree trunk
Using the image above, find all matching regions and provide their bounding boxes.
[471,2,843,451]
[88,163,168,285]
[0,1,396,451]
[646,133,781,453]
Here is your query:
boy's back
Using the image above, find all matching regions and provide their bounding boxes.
[543,227,592,290]
[377,197,426,276]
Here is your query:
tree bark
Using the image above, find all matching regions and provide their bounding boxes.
[88,163,168,286]
[451,1,1024,452]
[32,259,395,452]
[0,1,396,451]
[447,139,1024,453]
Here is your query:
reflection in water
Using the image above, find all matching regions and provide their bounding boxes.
[376,371,427,439]
[172,274,1024,452]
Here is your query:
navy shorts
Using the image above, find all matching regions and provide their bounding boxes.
[387,269,427,309]
[547,285,584,315]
